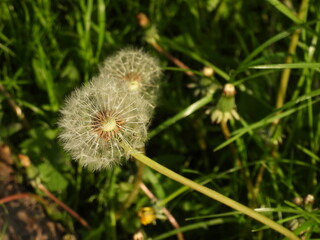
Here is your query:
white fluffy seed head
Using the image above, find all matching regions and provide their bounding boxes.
[58,77,151,170]
[99,48,162,106]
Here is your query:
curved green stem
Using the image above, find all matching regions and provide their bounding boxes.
[122,144,299,240]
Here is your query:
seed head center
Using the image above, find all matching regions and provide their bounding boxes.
[129,81,140,90]
[124,72,142,82]
[101,117,117,132]
[91,111,124,141]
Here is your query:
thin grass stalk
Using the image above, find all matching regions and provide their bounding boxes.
[275,0,310,111]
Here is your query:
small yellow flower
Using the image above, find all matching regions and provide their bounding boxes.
[138,206,157,225]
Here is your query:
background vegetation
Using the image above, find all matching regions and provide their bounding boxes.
[1,0,320,239]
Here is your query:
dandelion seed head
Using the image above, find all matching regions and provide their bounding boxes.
[100,48,162,104]
[58,77,150,170]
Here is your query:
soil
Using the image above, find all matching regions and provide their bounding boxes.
[0,144,72,240]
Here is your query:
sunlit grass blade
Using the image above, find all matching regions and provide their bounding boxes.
[76,0,94,82]
[162,66,205,76]
[296,144,320,162]
[233,70,275,86]
[17,100,46,117]
[250,63,320,69]
[94,0,106,61]
[148,94,213,139]
[238,30,291,68]
[0,42,15,56]
[185,53,230,81]
[159,176,213,206]
[32,43,59,111]
[186,211,242,221]
[266,0,303,24]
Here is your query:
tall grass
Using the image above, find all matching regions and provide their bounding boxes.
[0,0,319,239]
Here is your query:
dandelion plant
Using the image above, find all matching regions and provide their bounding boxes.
[58,49,299,240]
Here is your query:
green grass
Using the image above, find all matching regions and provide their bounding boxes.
[1,0,320,239]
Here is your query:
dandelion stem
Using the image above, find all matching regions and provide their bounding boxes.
[121,143,299,240]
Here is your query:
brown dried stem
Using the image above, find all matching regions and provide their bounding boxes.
[37,183,90,229]
[136,13,196,80]
[151,42,196,79]
[140,182,184,240]
[0,193,46,205]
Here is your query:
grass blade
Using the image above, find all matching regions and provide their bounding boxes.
[250,63,320,69]
[266,0,303,24]
[149,94,213,138]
